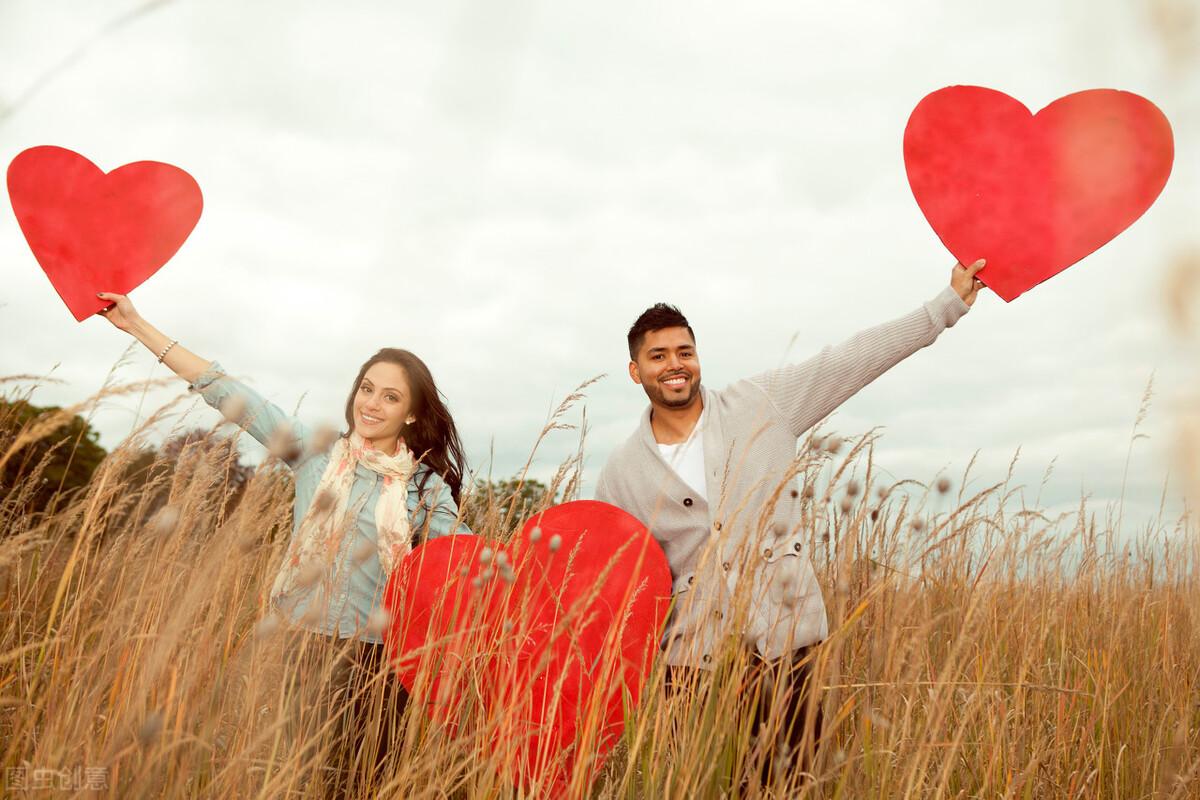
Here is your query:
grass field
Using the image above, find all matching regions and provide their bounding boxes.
[1,374,1197,799]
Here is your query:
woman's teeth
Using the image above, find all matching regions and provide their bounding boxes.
[361,413,383,424]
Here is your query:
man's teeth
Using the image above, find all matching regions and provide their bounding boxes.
[664,377,686,386]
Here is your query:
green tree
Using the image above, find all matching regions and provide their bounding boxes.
[0,399,108,516]
[117,428,257,523]
[462,475,558,535]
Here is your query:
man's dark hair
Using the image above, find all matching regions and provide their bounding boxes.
[627,303,695,360]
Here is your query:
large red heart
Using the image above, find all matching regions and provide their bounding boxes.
[383,500,671,794]
[7,146,203,321]
[904,87,1173,301]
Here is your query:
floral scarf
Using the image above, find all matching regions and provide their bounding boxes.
[270,432,415,606]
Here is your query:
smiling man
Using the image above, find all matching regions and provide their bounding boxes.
[594,260,985,785]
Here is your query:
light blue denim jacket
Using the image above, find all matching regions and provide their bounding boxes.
[190,361,470,643]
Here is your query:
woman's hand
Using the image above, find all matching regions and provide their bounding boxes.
[96,292,142,333]
[95,292,211,380]
[951,259,987,307]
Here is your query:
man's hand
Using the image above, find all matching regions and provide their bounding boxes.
[951,259,986,307]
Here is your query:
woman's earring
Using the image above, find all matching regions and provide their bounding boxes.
[406,417,416,425]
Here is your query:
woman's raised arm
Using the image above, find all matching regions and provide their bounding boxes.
[97,292,211,383]
[97,291,312,466]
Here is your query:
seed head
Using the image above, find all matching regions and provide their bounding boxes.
[494,551,509,567]
[300,602,324,626]
[838,497,852,514]
[502,620,514,633]
[876,486,889,500]
[352,539,376,564]
[309,424,339,454]
[268,422,300,461]
[846,480,860,497]
[253,615,280,640]
[219,394,247,426]
[935,477,952,495]
[824,436,843,454]
[802,485,815,500]
[313,489,336,513]
[149,506,180,537]
[297,561,324,588]
[138,710,165,748]
[910,517,925,533]
[548,534,562,552]
[529,526,542,542]
[479,547,494,565]
[366,608,392,636]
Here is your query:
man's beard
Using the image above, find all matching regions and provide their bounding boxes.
[646,376,701,409]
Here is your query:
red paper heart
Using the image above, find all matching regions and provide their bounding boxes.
[7,145,203,321]
[383,500,671,794]
[904,87,1173,301]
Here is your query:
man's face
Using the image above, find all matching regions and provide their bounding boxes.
[630,326,702,409]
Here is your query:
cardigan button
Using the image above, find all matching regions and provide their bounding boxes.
[721,561,730,572]
[683,497,693,507]
[763,548,774,559]
[714,521,722,531]
[793,542,802,552]
[687,575,695,586]
[702,654,712,664]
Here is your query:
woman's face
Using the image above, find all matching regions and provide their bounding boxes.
[352,362,416,452]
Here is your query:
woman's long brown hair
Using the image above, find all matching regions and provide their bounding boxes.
[343,348,467,506]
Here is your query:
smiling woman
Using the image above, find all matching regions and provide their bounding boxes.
[93,290,470,795]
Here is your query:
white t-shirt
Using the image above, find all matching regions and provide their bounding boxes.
[656,407,707,498]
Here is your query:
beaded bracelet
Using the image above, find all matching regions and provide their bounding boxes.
[156,339,179,363]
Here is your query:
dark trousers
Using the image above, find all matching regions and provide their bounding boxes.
[664,644,823,788]
[288,634,410,798]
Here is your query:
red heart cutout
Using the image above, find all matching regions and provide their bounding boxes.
[383,500,672,794]
[7,145,203,321]
[904,87,1173,301]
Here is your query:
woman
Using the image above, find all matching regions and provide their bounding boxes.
[96,291,469,794]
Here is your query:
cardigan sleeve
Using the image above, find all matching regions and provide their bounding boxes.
[188,361,311,469]
[593,466,614,504]
[748,286,970,438]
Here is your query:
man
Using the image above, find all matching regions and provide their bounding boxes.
[594,260,985,784]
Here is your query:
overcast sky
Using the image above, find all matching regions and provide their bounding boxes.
[1,0,1196,534]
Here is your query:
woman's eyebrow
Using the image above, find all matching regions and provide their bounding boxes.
[363,377,402,393]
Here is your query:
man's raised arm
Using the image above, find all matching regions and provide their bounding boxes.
[750,260,984,438]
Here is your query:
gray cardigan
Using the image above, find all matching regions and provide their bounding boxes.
[595,286,971,667]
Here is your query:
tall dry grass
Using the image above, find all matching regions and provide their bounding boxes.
[0,369,1197,799]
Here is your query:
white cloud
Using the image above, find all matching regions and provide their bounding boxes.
[1,0,1195,537]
